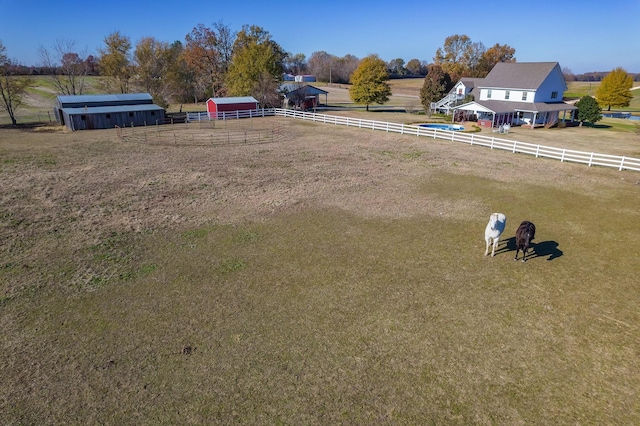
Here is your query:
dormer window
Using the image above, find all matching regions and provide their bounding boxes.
[505,90,510,100]
[487,89,492,99]
[522,92,528,101]
[551,91,558,99]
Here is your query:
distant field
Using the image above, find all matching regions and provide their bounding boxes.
[563,81,640,111]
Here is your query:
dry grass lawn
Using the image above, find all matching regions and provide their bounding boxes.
[1,117,639,424]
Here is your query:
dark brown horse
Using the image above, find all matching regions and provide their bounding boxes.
[514,221,536,262]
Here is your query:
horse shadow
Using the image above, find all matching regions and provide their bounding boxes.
[494,237,563,261]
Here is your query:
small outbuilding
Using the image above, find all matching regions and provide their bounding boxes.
[55,93,165,130]
[280,84,328,110]
[206,96,259,117]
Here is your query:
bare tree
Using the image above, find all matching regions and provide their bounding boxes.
[0,40,34,125]
[253,71,282,108]
[307,51,333,82]
[39,39,90,95]
[308,52,359,84]
[213,20,236,76]
[562,67,576,82]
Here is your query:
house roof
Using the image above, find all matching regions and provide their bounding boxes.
[458,78,484,89]
[62,104,164,115]
[57,93,153,106]
[480,62,560,90]
[454,99,577,114]
[208,96,258,104]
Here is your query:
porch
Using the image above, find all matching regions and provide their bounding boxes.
[453,100,577,130]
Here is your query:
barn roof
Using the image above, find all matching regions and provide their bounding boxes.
[280,84,328,96]
[57,93,153,107]
[62,104,164,115]
[208,96,259,104]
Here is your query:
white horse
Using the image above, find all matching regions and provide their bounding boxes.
[484,213,507,257]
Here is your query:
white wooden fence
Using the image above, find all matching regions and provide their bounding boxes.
[186,109,640,172]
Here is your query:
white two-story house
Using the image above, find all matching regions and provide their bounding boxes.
[451,62,577,128]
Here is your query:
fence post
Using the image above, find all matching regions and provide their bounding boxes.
[588,152,594,167]
[619,156,626,171]
[561,149,566,162]
[535,145,540,158]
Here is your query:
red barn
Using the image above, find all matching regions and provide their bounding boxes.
[206,96,259,117]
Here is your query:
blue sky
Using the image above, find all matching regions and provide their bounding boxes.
[1,0,638,74]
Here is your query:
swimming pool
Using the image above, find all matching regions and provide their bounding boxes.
[419,123,465,131]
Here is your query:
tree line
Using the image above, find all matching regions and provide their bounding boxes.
[1,28,637,125]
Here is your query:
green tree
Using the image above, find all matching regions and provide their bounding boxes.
[388,58,406,75]
[433,34,474,82]
[133,37,170,106]
[405,58,425,76]
[98,31,132,93]
[226,25,285,105]
[475,43,516,77]
[284,52,307,75]
[349,55,391,111]
[595,67,633,111]
[419,63,452,115]
[575,95,602,126]
[162,41,196,105]
[0,40,34,125]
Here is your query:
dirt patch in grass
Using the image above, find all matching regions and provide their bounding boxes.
[1,117,639,423]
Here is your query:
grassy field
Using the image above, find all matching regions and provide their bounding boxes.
[1,116,639,424]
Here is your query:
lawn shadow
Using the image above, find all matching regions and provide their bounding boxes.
[530,240,564,261]
[493,236,515,256]
[493,237,563,261]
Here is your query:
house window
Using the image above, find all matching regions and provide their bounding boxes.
[551,91,558,99]
[487,89,492,99]
[505,90,510,100]
[81,115,86,121]
[106,114,111,119]
[522,92,528,101]
[151,111,155,116]
[129,112,134,117]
